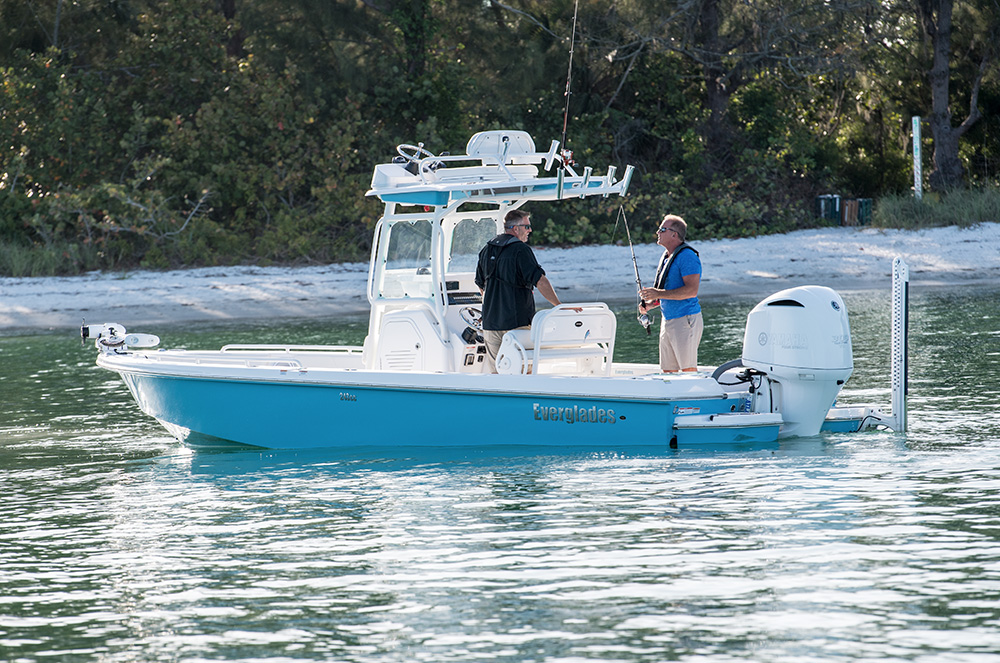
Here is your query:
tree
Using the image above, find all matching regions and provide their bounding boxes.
[3,0,1000,275]
[525,0,869,179]
[915,0,999,190]
[359,0,433,79]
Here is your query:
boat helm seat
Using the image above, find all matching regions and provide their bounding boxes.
[495,303,616,377]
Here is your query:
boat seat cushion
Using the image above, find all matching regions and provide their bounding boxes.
[496,304,616,376]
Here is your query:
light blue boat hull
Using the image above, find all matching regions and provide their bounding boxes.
[119,371,746,450]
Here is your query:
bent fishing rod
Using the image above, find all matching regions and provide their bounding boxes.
[618,206,651,335]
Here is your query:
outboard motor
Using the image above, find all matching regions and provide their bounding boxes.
[742,286,853,437]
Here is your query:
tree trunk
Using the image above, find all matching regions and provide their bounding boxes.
[361,0,429,79]
[696,0,733,176]
[921,0,972,190]
[399,0,429,79]
[218,0,245,58]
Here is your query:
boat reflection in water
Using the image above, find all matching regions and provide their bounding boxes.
[83,130,907,451]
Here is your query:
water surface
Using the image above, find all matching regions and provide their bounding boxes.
[2,286,999,662]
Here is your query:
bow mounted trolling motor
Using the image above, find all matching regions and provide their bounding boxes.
[740,286,854,438]
[81,320,160,353]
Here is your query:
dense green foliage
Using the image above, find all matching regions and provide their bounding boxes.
[1,0,997,276]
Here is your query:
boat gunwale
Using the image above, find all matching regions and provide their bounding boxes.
[98,353,735,403]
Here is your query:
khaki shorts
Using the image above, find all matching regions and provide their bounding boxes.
[658,312,703,372]
[484,326,530,374]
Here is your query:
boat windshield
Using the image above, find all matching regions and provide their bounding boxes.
[373,215,499,301]
[447,217,497,273]
[376,219,434,299]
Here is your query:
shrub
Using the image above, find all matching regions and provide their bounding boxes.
[874,188,1000,228]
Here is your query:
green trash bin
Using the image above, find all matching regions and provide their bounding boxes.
[858,198,872,225]
[815,195,841,223]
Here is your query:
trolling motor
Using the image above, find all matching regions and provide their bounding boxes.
[81,319,160,353]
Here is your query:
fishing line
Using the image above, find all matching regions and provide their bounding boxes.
[559,0,580,167]
[558,1,642,333]
[593,208,624,302]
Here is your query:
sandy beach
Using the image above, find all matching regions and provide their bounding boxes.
[1,223,997,331]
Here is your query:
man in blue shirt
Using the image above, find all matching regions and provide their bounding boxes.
[639,215,703,372]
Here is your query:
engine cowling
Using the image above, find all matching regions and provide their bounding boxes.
[742,286,853,437]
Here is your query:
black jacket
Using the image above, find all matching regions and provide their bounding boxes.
[475,234,545,330]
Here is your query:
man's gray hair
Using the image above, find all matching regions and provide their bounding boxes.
[504,209,530,229]
[663,214,687,241]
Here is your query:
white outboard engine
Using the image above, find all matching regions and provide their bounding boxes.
[742,286,853,437]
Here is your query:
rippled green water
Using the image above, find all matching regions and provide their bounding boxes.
[2,287,999,662]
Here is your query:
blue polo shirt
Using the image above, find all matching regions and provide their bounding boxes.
[659,248,701,320]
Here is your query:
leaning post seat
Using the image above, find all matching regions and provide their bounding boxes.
[495,303,617,376]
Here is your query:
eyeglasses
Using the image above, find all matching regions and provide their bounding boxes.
[657,227,678,236]
[514,224,532,229]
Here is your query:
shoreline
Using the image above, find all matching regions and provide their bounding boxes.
[4,275,993,337]
[2,223,997,332]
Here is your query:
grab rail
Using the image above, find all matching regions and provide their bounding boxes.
[220,344,363,354]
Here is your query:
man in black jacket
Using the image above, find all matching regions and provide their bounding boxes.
[475,209,563,373]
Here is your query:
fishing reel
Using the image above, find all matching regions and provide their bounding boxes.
[637,311,651,335]
[636,298,652,335]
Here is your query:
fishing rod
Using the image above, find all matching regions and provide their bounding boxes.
[561,3,645,335]
[559,0,580,169]
[618,206,651,335]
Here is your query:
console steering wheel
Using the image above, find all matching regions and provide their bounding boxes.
[397,143,435,163]
[460,307,483,331]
